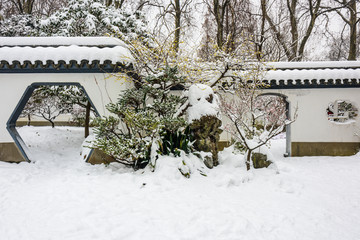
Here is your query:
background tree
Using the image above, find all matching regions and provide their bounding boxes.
[0,0,16,19]
[20,86,95,135]
[0,0,66,18]
[259,0,326,61]
[8,0,35,15]
[104,0,125,8]
[27,86,73,128]
[1,0,359,61]
[200,0,254,54]
[32,0,67,17]
[20,94,38,126]
[56,86,96,138]
[325,0,359,60]
[144,0,194,53]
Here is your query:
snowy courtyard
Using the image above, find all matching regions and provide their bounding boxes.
[1,0,360,239]
[0,126,359,240]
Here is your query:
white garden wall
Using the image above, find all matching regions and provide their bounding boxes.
[0,73,131,143]
[280,88,360,143]
[219,87,360,156]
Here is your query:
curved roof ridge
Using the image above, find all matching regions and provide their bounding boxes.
[0,45,133,64]
[265,61,360,70]
[0,36,127,48]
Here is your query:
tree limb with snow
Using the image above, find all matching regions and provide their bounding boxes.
[220,79,297,171]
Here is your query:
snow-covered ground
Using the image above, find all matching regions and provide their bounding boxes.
[1,126,360,240]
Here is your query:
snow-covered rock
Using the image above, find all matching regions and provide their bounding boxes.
[187,84,220,123]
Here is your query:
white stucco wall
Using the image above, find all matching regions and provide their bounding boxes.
[1,71,358,152]
[0,73,132,143]
[261,88,360,143]
[219,87,360,151]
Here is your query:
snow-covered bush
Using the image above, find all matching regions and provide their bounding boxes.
[39,0,148,40]
[220,84,297,170]
[0,0,148,41]
[92,66,188,169]
[0,14,39,36]
[124,35,275,172]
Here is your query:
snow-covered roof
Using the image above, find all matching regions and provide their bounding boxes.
[261,61,360,89]
[265,68,360,81]
[265,61,360,70]
[0,46,132,64]
[0,37,134,73]
[0,37,127,47]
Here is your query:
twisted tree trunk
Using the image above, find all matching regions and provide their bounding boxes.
[85,101,91,138]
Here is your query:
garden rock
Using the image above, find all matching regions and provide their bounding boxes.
[190,115,222,168]
[251,152,272,169]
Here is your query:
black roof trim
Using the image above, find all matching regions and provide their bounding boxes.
[222,78,360,90]
[0,60,131,73]
[265,66,360,71]
[263,78,360,89]
[0,44,119,48]
[263,61,360,71]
